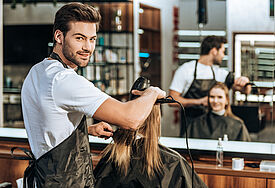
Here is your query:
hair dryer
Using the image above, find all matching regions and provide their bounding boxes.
[129,77,176,104]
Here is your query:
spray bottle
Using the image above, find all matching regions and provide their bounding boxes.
[216,137,223,167]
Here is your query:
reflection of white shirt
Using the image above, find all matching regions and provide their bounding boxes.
[169,60,229,96]
[21,58,109,159]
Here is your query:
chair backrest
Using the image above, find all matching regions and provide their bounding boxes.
[231,105,263,133]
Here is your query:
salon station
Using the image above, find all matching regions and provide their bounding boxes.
[0,0,275,187]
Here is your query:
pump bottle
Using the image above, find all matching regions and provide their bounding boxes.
[216,138,223,167]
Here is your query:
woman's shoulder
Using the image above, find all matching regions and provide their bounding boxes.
[223,115,244,128]
[158,144,187,163]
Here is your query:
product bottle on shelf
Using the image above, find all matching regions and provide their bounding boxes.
[216,137,223,167]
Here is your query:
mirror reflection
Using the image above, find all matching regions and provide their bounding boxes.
[233,33,275,142]
[163,0,274,143]
[1,0,274,149]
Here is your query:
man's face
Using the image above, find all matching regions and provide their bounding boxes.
[62,21,97,68]
[213,44,225,65]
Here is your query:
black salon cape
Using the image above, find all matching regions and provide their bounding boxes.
[187,112,251,141]
[94,141,207,188]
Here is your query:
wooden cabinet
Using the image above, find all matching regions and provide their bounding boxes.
[267,179,275,188]
[198,174,266,188]
[94,2,133,32]
[2,139,275,188]
[194,160,275,188]
[0,140,30,187]
[139,4,161,87]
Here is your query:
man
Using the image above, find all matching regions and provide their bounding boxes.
[21,3,165,187]
[169,36,251,137]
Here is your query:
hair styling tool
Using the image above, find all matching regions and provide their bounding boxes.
[129,76,177,104]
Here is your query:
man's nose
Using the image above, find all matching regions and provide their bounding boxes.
[83,40,92,52]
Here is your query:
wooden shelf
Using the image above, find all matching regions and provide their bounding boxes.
[195,162,275,179]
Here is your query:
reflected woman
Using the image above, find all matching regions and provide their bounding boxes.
[187,82,251,141]
[94,104,207,188]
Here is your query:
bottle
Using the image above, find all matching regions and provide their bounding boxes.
[223,134,228,142]
[216,138,223,167]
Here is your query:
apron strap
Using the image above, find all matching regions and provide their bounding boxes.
[11,147,35,160]
[50,52,68,68]
[210,66,216,80]
[11,147,36,188]
[194,61,216,80]
[194,61,198,79]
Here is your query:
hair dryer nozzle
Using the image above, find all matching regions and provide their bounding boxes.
[129,77,150,100]
[156,97,177,104]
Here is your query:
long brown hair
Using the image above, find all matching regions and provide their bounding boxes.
[208,82,242,121]
[102,105,163,178]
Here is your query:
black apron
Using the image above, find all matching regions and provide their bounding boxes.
[12,116,94,188]
[12,53,94,187]
[180,61,216,136]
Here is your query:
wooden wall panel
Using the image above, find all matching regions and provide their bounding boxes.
[93,2,133,32]
[199,174,266,188]
[0,158,28,187]
[267,179,275,188]
[152,9,160,30]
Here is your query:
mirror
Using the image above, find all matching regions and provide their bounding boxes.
[161,0,275,144]
[233,33,274,142]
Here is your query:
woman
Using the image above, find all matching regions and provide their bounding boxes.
[187,82,251,141]
[94,104,207,188]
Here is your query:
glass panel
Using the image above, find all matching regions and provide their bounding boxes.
[233,34,275,142]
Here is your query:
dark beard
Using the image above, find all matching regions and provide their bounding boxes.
[62,41,90,68]
[213,59,222,65]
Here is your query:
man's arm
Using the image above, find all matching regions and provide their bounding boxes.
[93,86,166,130]
[232,76,251,94]
[168,90,208,108]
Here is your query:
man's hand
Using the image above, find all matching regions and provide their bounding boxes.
[131,86,166,99]
[88,122,113,139]
[199,96,208,106]
[233,76,251,94]
[234,76,249,87]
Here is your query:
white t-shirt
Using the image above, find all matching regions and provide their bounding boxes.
[21,58,109,159]
[169,60,229,96]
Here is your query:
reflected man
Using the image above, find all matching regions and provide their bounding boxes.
[169,36,251,137]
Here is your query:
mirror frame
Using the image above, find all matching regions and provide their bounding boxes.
[1,127,275,159]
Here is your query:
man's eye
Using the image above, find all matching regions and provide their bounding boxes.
[76,37,84,40]
[91,38,96,41]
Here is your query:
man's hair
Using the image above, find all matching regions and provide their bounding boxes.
[200,36,227,55]
[53,2,101,45]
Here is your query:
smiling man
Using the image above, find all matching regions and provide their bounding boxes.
[21,3,165,187]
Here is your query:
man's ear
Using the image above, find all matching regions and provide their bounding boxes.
[210,48,218,56]
[54,30,64,44]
